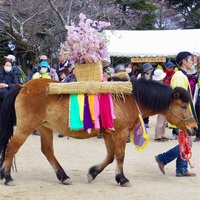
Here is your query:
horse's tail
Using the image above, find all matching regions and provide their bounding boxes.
[0,84,22,167]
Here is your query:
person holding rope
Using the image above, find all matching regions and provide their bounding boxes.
[155,51,197,177]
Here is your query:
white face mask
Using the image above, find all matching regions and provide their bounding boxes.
[4,66,12,73]
[40,67,48,73]
[126,68,132,74]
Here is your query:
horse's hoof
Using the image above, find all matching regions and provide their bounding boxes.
[121,181,132,187]
[116,174,131,187]
[87,173,94,183]
[5,180,15,186]
[62,178,72,185]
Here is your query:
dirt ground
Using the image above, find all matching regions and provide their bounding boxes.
[0,116,199,200]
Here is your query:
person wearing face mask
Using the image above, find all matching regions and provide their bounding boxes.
[125,62,140,80]
[32,61,51,79]
[30,55,58,81]
[0,59,20,111]
[31,60,51,136]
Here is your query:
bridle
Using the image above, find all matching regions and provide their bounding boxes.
[166,105,194,123]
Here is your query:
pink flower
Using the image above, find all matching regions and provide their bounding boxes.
[60,13,110,64]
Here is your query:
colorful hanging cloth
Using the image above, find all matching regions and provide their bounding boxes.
[77,94,84,121]
[109,94,116,120]
[99,93,114,129]
[130,99,149,151]
[83,95,94,131]
[94,94,100,129]
[88,94,95,121]
[69,94,83,130]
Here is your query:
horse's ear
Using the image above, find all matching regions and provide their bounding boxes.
[173,91,180,99]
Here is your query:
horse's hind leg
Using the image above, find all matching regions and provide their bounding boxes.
[39,126,72,185]
[87,131,115,183]
[0,130,30,186]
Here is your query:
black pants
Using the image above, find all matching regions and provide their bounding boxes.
[143,117,149,124]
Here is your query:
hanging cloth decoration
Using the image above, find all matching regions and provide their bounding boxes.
[130,99,149,151]
[83,94,94,132]
[99,93,114,130]
[69,94,83,130]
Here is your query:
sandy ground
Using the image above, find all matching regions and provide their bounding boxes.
[0,116,199,200]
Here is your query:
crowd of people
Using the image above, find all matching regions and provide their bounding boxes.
[0,50,199,178]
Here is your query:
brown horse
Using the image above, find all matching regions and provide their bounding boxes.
[0,78,197,187]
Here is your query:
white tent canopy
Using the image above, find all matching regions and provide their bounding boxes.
[105,29,200,58]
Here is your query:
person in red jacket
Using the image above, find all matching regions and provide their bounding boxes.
[163,61,175,85]
[163,61,179,140]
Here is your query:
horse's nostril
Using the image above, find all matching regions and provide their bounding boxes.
[186,129,191,136]
[193,127,198,135]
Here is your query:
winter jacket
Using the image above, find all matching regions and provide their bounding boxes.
[0,68,20,98]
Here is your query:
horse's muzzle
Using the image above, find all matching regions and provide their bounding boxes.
[186,127,198,136]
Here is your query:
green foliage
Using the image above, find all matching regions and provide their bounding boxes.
[111,56,130,67]
[167,0,200,28]
[121,0,156,11]
[136,13,157,30]
[117,0,157,30]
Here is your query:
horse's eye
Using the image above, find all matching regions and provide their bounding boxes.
[181,106,187,109]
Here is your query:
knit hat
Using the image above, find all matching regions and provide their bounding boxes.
[166,61,174,68]
[187,65,197,75]
[143,63,153,72]
[176,51,192,65]
[40,61,49,68]
[153,69,166,81]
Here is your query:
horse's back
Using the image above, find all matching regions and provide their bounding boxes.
[15,79,62,128]
[15,79,137,138]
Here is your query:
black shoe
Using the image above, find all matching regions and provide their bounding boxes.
[154,138,165,142]
[97,133,102,139]
[32,130,40,136]
[58,134,65,138]
[126,137,130,143]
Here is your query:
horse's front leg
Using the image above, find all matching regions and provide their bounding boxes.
[114,131,131,187]
[87,131,115,183]
[39,126,72,185]
[0,131,29,186]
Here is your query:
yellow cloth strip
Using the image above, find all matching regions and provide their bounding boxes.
[88,94,95,121]
[77,94,84,121]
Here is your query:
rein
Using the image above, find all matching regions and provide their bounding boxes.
[166,105,193,122]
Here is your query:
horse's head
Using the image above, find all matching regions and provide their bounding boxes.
[166,87,198,136]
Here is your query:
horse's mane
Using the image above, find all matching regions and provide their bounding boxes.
[131,78,191,111]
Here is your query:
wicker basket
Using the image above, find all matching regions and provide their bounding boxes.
[73,61,103,82]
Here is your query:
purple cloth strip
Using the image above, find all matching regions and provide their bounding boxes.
[83,94,94,130]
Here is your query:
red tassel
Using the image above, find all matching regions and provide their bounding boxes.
[178,130,192,161]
